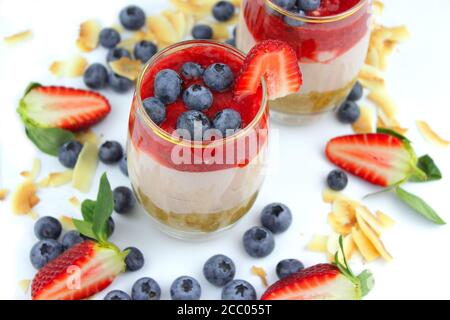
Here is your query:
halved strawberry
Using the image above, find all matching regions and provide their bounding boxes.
[18,84,111,131]
[32,240,125,300]
[234,40,302,101]
[326,133,419,187]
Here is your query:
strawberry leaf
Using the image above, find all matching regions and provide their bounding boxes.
[92,173,114,242]
[410,155,442,182]
[357,270,375,297]
[395,187,446,225]
[25,125,75,156]
[72,219,96,239]
[81,199,96,222]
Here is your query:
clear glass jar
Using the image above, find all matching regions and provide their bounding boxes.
[127,41,269,240]
[237,0,372,122]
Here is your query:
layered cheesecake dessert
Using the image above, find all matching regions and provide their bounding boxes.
[237,0,372,117]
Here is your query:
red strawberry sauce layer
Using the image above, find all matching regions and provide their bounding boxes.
[243,0,370,62]
[129,44,269,173]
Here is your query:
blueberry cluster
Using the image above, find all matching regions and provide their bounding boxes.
[337,81,364,124]
[270,0,322,26]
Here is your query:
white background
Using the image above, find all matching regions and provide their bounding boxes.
[1,0,450,300]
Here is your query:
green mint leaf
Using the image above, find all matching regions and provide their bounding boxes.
[357,270,375,298]
[396,187,446,225]
[410,155,442,182]
[72,219,96,239]
[92,173,114,242]
[377,128,410,142]
[81,199,96,222]
[25,125,75,156]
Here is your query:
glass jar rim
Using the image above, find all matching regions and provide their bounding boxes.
[135,40,268,149]
[264,0,369,24]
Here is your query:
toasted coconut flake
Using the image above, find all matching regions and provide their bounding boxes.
[60,215,76,231]
[352,228,380,262]
[251,266,269,287]
[326,233,355,261]
[416,120,450,148]
[75,129,99,146]
[0,188,9,201]
[72,142,98,193]
[358,64,385,90]
[307,234,328,253]
[111,24,125,34]
[322,188,348,203]
[76,20,101,52]
[170,0,212,16]
[11,181,39,215]
[373,0,384,16]
[50,55,88,78]
[352,105,375,133]
[149,14,179,44]
[39,170,73,188]
[210,23,230,41]
[18,279,31,294]
[109,57,142,81]
[356,213,392,261]
[163,10,188,39]
[117,38,138,53]
[328,199,358,235]
[4,30,32,44]
[356,206,384,236]
[20,158,41,181]
[376,210,396,229]
[69,196,80,208]
[368,88,397,119]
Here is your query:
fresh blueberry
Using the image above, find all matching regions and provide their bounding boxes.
[181,62,204,80]
[143,97,166,125]
[134,40,158,63]
[222,280,257,300]
[212,1,235,22]
[124,247,144,272]
[83,63,108,89]
[284,9,306,27]
[261,203,293,234]
[106,48,131,63]
[34,216,62,240]
[176,110,211,141]
[107,217,115,237]
[119,5,146,31]
[104,290,131,300]
[225,38,236,47]
[99,28,121,49]
[183,84,213,111]
[108,72,134,93]
[119,155,128,177]
[298,0,321,11]
[113,186,136,214]
[99,141,123,164]
[192,24,213,40]
[30,239,63,269]
[154,69,182,104]
[203,63,234,92]
[170,276,201,300]
[212,109,242,137]
[243,227,275,258]
[337,100,361,124]
[61,231,84,250]
[327,170,348,191]
[347,81,363,101]
[276,259,304,279]
[272,0,296,10]
[132,277,161,300]
[203,254,236,287]
[58,141,83,169]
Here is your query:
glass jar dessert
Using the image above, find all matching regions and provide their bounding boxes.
[127,41,270,239]
[237,0,372,120]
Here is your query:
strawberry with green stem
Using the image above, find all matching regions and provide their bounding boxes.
[325,129,445,225]
[31,173,128,300]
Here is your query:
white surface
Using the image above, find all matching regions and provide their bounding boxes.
[1,0,450,300]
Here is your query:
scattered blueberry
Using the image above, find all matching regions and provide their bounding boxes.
[212,109,242,137]
[154,69,182,104]
[327,170,348,191]
[260,203,293,234]
[119,5,146,30]
[347,81,363,101]
[337,100,361,124]
[225,38,236,47]
[222,280,257,300]
[192,24,213,40]
[99,141,123,164]
[61,231,84,250]
[170,276,201,300]
[298,0,321,11]
[183,84,213,111]
[212,1,235,22]
[83,63,108,90]
[181,62,204,80]
[108,72,134,93]
[113,186,136,214]
[104,290,131,300]
[243,226,275,258]
[272,0,296,10]
[119,155,128,177]
[124,247,144,272]
[203,63,234,92]
[143,97,166,125]
[276,259,304,279]
[30,239,63,269]
[203,254,236,287]
[99,28,121,49]
[106,48,131,63]
[176,110,211,141]
[107,217,115,237]
[134,40,158,63]
[284,9,306,27]
[132,277,161,300]
[34,216,62,240]
[58,140,83,169]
